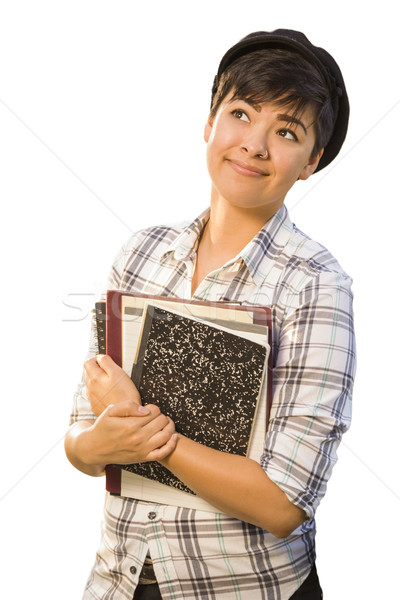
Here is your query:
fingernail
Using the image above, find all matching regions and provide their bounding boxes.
[138,405,149,414]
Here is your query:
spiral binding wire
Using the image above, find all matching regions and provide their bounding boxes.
[93,301,106,354]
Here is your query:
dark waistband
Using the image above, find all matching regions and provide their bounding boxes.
[138,554,157,585]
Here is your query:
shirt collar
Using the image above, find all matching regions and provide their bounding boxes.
[161,204,293,287]
[240,204,294,287]
[161,208,210,262]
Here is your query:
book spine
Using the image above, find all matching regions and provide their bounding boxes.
[105,465,122,495]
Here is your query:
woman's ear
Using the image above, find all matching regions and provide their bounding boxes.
[298,148,324,181]
[204,118,213,143]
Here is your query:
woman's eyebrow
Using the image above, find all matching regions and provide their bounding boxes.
[227,99,310,134]
[277,114,308,135]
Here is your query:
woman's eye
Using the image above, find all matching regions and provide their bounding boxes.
[277,129,298,141]
[232,109,250,122]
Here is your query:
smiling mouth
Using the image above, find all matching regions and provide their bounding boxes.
[226,159,268,177]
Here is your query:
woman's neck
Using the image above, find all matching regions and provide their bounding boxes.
[205,197,273,257]
[191,195,277,296]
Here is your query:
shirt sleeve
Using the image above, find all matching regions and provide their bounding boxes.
[261,269,356,521]
[68,236,137,425]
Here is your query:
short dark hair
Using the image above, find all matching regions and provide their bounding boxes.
[210,48,335,157]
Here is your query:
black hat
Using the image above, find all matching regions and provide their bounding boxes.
[212,29,349,172]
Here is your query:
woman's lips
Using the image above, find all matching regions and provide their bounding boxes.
[226,159,268,177]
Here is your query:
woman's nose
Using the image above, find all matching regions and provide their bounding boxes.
[240,131,269,159]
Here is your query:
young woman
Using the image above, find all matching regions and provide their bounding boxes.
[65,29,355,599]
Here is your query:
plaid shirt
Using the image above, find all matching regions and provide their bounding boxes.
[71,204,355,599]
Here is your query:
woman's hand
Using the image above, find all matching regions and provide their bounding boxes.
[65,400,178,476]
[82,400,178,466]
[83,354,141,417]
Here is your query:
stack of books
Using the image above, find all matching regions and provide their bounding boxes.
[94,291,272,512]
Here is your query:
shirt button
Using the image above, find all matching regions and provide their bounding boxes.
[148,511,157,520]
[130,566,137,575]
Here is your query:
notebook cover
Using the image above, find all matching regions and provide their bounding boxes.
[123,304,267,493]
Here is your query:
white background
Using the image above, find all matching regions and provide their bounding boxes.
[0,1,399,598]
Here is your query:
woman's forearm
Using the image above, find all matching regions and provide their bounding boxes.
[64,420,106,477]
[160,435,305,538]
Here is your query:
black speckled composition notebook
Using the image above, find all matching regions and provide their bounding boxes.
[121,303,268,494]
